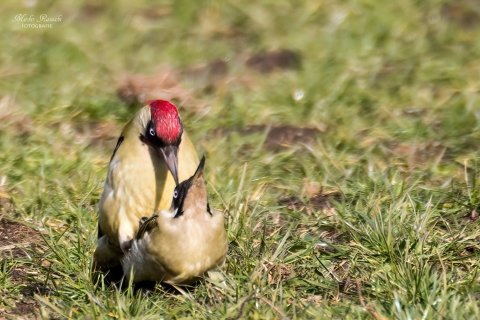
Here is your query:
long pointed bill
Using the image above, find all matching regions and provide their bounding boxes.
[171,156,206,216]
[192,156,206,182]
[160,145,179,185]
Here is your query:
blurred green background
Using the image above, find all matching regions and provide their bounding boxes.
[1,0,480,318]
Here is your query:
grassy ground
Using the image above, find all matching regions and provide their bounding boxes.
[1,0,480,318]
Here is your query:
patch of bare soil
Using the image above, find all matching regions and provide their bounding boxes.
[11,302,38,319]
[0,219,43,318]
[263,126,320,150]
[0,220,42,259]
[137,7,170,20]
[2,264,41,318]
[442,0,480,29]
[359,137,451,168]
[387,140,450,166]
[181,59,230,90]
[279,190,342,216]
[211,125,322,150]
[117,48,301,110]
[245,49,301,73]
[78,3,106,21]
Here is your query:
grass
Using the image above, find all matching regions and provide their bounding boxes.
[1,0,480,318]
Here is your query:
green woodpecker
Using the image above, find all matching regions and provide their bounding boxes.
[94,100,199,270]
[122,156,228,285]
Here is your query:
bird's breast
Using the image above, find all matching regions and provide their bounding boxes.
[99,143,175,242]
[143,213,228,284]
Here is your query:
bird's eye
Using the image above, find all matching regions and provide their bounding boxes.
[173,190,178,198]
[149,127,155,136]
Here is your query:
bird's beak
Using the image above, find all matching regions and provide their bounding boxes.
[192,156,206,182]
[160,145,179,185]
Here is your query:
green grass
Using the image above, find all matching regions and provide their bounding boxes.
[2,0,480,318]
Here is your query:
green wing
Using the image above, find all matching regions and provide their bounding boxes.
[135,213,159,240]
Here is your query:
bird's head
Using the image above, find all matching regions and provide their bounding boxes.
[140,100,184,185]
[170,156,212,218]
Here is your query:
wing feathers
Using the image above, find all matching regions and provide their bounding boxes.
[135,213,159,239]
